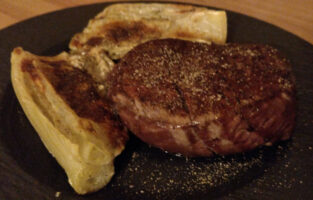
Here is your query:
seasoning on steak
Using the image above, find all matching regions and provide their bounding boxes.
[107,39,296,157]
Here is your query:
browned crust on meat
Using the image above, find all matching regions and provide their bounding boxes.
[108,39,188,115]
[108,39,296,156]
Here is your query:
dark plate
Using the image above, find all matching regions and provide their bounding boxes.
[0,2,312,200]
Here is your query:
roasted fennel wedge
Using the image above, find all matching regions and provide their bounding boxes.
[10,48,128,194]
[70,3,227,60]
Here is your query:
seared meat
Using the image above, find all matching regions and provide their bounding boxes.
[107,39,296,157]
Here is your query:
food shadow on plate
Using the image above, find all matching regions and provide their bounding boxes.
[89,134,291,200]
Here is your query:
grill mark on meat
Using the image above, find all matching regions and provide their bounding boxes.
[174,84,191,120]
[173,85,214,154]
[108,39,295,156]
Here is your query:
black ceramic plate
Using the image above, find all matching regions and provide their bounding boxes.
[0,2,312,200]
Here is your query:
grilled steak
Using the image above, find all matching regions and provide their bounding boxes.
[107,39,296,157]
